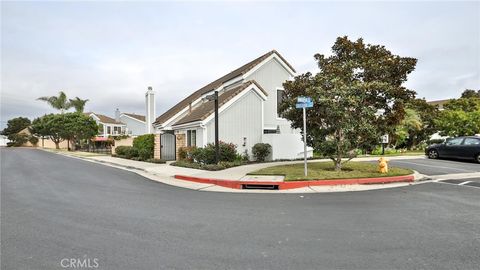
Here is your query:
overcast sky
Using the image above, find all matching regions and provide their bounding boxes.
[1,1,479,129]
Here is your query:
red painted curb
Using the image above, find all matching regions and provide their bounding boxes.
[174,174,415,190]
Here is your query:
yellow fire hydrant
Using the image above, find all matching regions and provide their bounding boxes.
[378,157,389,174]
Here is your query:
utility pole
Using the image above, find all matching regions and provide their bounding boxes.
[214,91,219,164]
[303,106,307,176]
[206,91,220,164]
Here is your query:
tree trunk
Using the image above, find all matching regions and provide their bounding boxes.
[55,142,59,149]
[334,159,342,171]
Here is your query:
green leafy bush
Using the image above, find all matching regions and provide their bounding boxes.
[133,134,154,159]
[171,159,245,171]
[124,147,139,159]
[371,146,399,155]
[28,136,39,145]
[115,146,131,156]
[7,133,29,147]
[190,142,237,164]
[137,148,152,161]
[252,143,272,162]
[178,146,196,161]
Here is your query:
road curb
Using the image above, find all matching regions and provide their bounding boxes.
[40,149,418,193]
[174,174,415,190]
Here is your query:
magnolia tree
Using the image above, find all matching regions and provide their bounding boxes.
[279,37,417,171]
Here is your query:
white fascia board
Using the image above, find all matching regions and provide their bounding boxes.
[160,96,205,128]
[89,113,100,121]
[171,121,203,130]
[160,78,244,128]
[104,123,126,127]
[202,83,266,125]
[120,114,145,124]
[242,53,296,79]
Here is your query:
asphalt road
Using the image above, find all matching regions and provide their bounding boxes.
[2,148,479,270]
[386,157,480,176]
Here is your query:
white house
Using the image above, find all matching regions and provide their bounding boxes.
[115,109,146,136]
[152,50,312,160]
[85,112,126,137]
[0,135,10,146]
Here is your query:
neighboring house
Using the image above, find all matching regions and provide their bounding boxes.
[15,127,69,149]
[0,135,10,146]
[115,109,146,136]
[427,99,451,111]
[427,99,451,141]
[153,50,312,160]
[85,112,126,137]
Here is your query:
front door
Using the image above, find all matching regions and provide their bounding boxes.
[160,133,176,161]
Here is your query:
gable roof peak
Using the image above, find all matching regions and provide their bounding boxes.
[154,50,295,126]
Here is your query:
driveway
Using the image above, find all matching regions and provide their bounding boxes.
[1,148,479,270]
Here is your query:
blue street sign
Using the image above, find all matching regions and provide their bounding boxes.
[297,96,312,103]
[296,101,313,109]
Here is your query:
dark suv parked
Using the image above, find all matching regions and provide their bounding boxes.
[426,136,480,163]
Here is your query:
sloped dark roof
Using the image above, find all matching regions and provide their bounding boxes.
[122,113,145,122]
[172,81,267,126]
[154,50,295,126]
[85,112,124,125]
[427,99,451,106]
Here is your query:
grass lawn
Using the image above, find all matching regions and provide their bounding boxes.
[248,161,413,181]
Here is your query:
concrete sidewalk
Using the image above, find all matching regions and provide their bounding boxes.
[44,148,427,193]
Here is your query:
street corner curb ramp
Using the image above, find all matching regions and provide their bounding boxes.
[174,174,415,190]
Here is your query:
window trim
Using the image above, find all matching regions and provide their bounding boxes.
[187,129,197,147]
[276,87,287,120]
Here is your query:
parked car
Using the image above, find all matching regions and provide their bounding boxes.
[426,136,480,163]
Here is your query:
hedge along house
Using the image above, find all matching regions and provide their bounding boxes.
[153,50,313,160]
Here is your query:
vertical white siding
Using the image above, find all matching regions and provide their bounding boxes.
[245,58,295,134]
[119,116,146,136]
[206,90,263,156]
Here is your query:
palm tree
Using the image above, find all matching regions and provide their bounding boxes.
[69,97,89,113]
[37,91,71,113]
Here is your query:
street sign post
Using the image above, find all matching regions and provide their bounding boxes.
[296,96,313,176]
[381,134,389,155]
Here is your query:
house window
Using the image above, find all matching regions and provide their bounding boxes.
[277,89,285,116]
[187,130,196,147]
[107,126,111,134]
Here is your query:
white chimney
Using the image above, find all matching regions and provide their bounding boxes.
[115,108,120,122]
[145,86,155,134]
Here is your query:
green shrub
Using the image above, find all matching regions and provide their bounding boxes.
[7,133,29,147]
[189,142,237,164]
[252,143,272,162]
[28,136,39,145]
[171,159,246,171]
[371,146,399,155]
[137,148,152,161]
[115,146,131,156]
[178,146,196,161]
[133,134,154,159]
[122,146,139,159]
